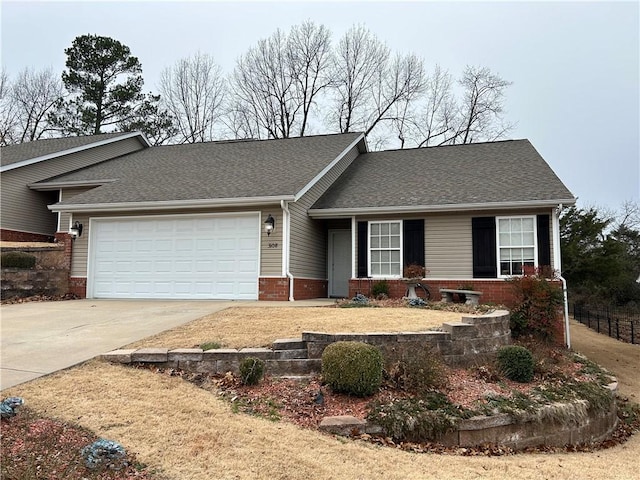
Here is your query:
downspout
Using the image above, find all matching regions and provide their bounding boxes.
[553,204,571,349]
[281,200,294,301]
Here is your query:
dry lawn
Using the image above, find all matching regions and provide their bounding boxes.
[126,306,459,349]
[3,307,640,480]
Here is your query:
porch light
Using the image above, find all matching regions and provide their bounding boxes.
[264,214,275,236]
[69,221,83,239]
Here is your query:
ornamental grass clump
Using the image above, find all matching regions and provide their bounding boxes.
[322,341,383,397]
[497,345,535,383]
[239,357,265,386]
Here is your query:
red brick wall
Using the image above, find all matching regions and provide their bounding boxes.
[349,278,524,306]
[1,229,53,242]
[293,278,328,300]
[259,277,290,301]
[69,277,87,297]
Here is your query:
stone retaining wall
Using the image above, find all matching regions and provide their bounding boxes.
[304,309,511,367]
[1,244,69,299]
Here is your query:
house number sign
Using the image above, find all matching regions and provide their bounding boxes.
[268,242,279,249]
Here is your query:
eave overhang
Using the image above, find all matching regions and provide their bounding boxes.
[29,180,116,191]
[308,198,577,218]
[48,195,296,213]
[0,132,150,173]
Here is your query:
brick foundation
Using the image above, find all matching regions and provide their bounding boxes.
[293,278,328,300]
[259,277,290,301]
[69,277,87,297]
[1,229,53,243]
[349,278,543,305]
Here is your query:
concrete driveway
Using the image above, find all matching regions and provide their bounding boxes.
[0,299,238,390]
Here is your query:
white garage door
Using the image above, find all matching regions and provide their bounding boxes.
[89,214,260,299]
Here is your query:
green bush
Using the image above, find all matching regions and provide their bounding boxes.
[1,251,36,269]
[239,357,265,386]
[371,280,390,299]
[322,341,383,397]
[497,345,535,383]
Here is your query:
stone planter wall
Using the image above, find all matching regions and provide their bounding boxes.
[1,244,69,299]
[303,309,511,367]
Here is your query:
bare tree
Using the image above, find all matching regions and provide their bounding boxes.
[11,67,64,142]
[453,65,514,144]
[159,52,225,143]
[228,21,332,139]
[392,65,514,148]
[287,21,333,136]
[0,70,18,145]
[328,26,425,147]
[330,25,389,134]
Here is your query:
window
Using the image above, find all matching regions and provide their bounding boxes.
[369,221,402,276]
[497,216,536,276]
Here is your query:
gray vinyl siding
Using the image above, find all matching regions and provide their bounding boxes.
[1,137,145,235]
[425,214,473,278]
[289,146,360,278]
[69,206,281,278]
[59,187,97,233]
[353,208,557,279]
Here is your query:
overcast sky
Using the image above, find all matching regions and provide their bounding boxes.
[2,0,638,211]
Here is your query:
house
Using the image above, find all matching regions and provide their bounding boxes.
[2,133,576,303]
[1,132,149,241]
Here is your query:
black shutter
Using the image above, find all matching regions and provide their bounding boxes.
[537,214,551,267]
[403,219,425,267]
[472,217,497,278]
[357,221,368,277]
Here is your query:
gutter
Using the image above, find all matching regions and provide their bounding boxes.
[553,203,571,348]
[308,198,577,218]
[49,195,296,213]
[281,199,294,301]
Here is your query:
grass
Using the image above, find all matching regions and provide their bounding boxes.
[2,306,640,480]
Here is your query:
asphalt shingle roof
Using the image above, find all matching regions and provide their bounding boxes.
[311,139,575,210]
[40,133,363,205]
[1,133,132,167]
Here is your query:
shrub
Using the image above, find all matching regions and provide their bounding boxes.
[385,347,445,393]
[370,280,390,299]
[497,345,535,383]
[1,251,36,269]
[239,357,265,386]
[367,392,466,442]
[508,269,564,343]
[200,341,222,350]
[321,341,383,397]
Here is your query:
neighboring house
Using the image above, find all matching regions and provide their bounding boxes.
[12,132,576,302]
[0,132,150,241]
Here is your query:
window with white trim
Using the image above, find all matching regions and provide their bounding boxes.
[497,216,537,276]
[369,221,402,277]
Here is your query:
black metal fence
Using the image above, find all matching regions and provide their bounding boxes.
[570,303,640,345]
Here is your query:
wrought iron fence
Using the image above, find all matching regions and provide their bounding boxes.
[570,303,639,345]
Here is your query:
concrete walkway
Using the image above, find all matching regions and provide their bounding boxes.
[0,298,334,390]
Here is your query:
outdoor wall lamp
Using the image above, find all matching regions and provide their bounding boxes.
[264,214,275,236]
[69,221,83,239]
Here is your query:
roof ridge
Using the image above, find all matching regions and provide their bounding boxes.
[367,138,529,155]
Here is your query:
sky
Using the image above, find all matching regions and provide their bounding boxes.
[1,0,638,211]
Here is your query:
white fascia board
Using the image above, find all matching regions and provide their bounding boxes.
[48,195,295,213]
[29,179,117,191]
[308,198,577,218]
[293,134,365,201]
[0,132,149,173]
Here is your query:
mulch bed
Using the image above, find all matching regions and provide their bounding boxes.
[140,364,640,457]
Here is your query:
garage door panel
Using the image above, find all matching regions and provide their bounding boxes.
[90,215,259,299]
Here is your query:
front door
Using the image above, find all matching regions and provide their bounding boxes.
[328,229,351,298]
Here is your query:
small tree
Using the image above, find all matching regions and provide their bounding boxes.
[508,268,564,344]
